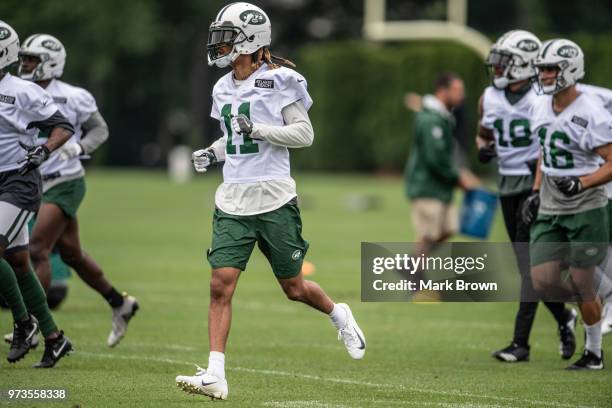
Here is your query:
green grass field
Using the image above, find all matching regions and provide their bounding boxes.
[1,170,611,408]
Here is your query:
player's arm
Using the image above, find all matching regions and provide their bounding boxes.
[577,143,612,190]
[57,111,109,161]
[475,93,496,163]
[232,101,313,148]
[19,110,74,175]
[192,136,226,173]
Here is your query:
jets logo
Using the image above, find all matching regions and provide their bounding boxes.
[0,27,10,41]
[517,39,538,52]
[291,250,302,261]
[557,45,579,58]
[239,10,267,25]
[41,40,61,51]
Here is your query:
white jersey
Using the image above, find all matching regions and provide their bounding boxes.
[481,86,540,175]
[578,83,612,199]
[37,79,97,177]
[211,64,312,184]
[0,73,57,172]
[531,92,612,177]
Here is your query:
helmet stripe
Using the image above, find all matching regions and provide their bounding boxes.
[216,3,236,21]
[25,34,40,47]
[541,40,557,59]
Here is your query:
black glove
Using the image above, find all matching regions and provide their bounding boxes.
[477,143,497,163]
[521,190,540,226]
[18,145,50,175]
[554,176,583,197]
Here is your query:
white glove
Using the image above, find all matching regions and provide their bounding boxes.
[58,142,83,161]
[192,148,217,173]
[231,114,253,135]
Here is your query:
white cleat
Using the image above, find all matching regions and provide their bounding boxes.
[4,331,39,348]
[602,303,612,336]
[107,294,139,347]
[336,303,366,359]
[176,365,228,400]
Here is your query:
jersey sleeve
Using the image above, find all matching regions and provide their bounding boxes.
[73,87,98,125]
[579,107,612,151]
[17,84,58,130]
[480,89,495,129]
[277,69,313,113]
[211,97,221,120]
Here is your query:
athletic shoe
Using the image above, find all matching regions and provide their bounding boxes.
[602,303,612,336]
[336,303,366,359]
[492,342,530,362]
[176,365,228,400]
[566,349,604,370]
[7,315,39,363]
[559,308,577,359]
[33,331,72,368]
[107,294,139,347]
[4,330,39,349]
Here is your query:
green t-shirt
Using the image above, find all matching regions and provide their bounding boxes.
[405,107,458,203]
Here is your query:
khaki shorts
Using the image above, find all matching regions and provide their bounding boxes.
[410,198,458,241]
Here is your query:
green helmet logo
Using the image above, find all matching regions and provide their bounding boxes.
[0,27,11,41]
[557,45,579,58]
[239,10,267,25]
[517,39,538,52]
[41,40,61,52]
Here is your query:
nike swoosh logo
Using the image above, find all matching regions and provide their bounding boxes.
[201,381,218,386]
[356,331,366,350]
[52,339,67,359]
[297,79,304,83]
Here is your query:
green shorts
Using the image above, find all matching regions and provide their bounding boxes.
[530,206,609,268]
[207,198,309,279]
[42,177,86,218]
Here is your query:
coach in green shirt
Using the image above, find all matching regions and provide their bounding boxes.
[405,73,475,246]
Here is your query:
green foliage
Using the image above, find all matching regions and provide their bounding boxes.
[292,41,488,172]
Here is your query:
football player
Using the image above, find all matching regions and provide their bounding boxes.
[0,21,73,367]
[13,34,139,347]
[525,38,612,370]
[477,30,577,363]
[175,2,365,400]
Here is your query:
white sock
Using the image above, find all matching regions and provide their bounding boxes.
[207,351,226,379]
[584,321,602,358]
[329,303,348,330]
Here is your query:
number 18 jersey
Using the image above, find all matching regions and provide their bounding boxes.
[481,86,540,176]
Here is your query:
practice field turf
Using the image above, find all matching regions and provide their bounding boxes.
[1,170,611,407]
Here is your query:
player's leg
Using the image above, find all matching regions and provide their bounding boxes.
[493,194,535,361]
[5,237,72,368]
[30,202,69,291]
[259,198,366,359]
[563,207,607,370]
[0,206,38,363]
[176,208,256,400]
[57,215,138,346]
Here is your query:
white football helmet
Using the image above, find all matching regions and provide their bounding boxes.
[533,39,584,95]
[0,21,19,71]
[486,30,541,89]
[18,34,66,81]
[207,2,271,68]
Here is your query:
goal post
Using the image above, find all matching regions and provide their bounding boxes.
[363,0,492,60]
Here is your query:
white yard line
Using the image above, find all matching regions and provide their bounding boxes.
[77,351,600,408]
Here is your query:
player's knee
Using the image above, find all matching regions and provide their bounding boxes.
[59,245,83,267]
[282,284,305,302]
[29,238,51,264]
[209,276,233,302]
